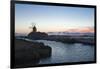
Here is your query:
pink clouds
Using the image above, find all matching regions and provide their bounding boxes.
[65,27,94,33]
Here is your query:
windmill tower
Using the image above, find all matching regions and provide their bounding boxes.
[29,23,37,32]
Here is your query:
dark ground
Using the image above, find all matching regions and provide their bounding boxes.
[14,39,51,68]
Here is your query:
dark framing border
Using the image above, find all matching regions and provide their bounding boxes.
[10,0,97,68]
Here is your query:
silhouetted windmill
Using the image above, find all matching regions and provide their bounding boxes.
[29,23,37,32]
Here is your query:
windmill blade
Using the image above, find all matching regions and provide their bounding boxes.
[32,22,36,27]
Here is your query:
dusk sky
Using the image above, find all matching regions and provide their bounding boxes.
[15,4,94,34]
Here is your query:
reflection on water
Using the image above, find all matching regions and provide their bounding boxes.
[36,40,94,64]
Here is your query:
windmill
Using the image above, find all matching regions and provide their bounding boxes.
[29,23,37,32]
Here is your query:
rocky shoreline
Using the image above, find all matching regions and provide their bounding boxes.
[15,39,52,68]
[26,35,95,45]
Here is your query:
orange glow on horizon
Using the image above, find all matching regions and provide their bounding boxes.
[15,27,94,33]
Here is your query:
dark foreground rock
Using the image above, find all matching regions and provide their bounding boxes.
[14,39,51,68]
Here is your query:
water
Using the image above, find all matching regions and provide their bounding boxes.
[36,40,94,64]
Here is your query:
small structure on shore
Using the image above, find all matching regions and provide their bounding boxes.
[28,23,48,39]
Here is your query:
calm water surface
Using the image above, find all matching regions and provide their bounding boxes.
[36,40,94,64]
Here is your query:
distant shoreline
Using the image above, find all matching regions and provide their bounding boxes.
[15,32,94,36]
[16,34,95,45]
